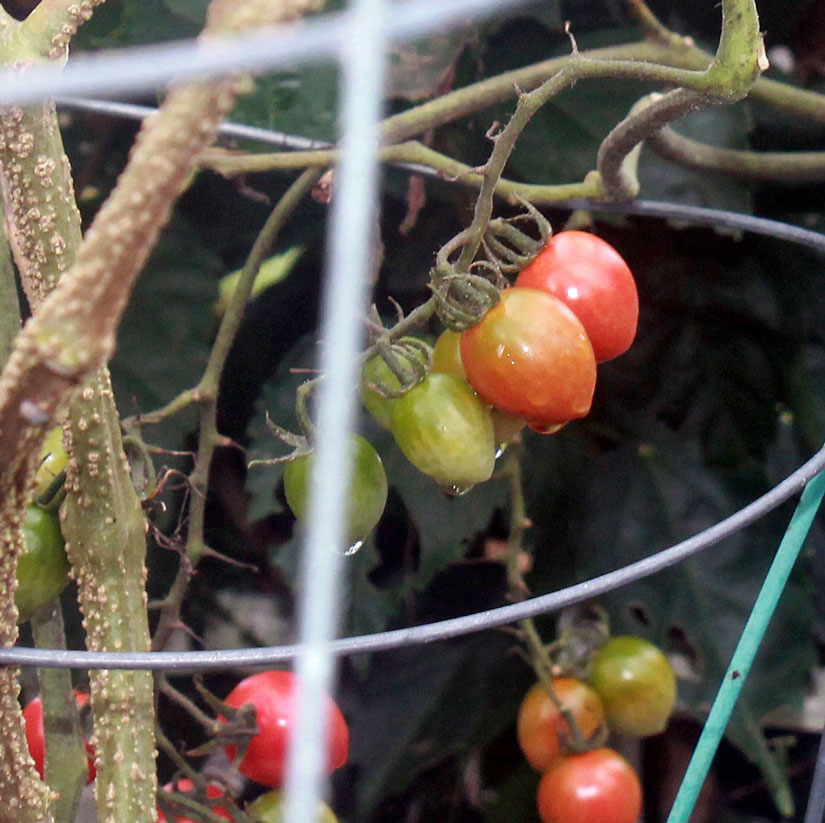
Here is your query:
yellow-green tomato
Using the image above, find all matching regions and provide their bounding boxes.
[33,426,68,502]
[247,790,338,823]
[431,329,466,379]
[283,434,388,550]
[361,338,431,430]
[589,635,677,737]
[17,506,70,623]
[433,330,525,451]
[391,373,495,491]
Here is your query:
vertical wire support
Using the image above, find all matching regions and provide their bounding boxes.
[281,0,387,821]
[667,468,825,823]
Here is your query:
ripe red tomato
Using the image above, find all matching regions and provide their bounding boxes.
[517,678,605,772]
[157,778,232,823]
[515,231,638,363]
[23,692,95,783]
[589,636,677,737]
[390,372,495,491]
[460,288,596,429]
[537,748,642,823]
[223,670,349,788]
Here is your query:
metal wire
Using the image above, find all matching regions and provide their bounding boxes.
[5,434,825,670]
[281,0,387,819]
[0,0,534,105]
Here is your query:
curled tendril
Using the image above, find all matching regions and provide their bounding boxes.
[484,198,553,272]
[365,337,433,399]
[430,272,502,331]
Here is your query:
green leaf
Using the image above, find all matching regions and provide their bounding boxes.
[110,216,222,450]
[214,246,303,316]
[231,67,340,142]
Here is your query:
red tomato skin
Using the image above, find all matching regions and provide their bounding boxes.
[517,678,605,772]
[460,288,596,428]
[157,778,232,823]
[223,670,349,788]
[516,231,638,363]
[537,748,642,823]
[23,693,95,783]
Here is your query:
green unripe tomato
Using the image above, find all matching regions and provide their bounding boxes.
[33,426,68,502]
[283,434,388,551]
[432,330,525,452]
[247,790,338,823]
[589,636,677,737]
[391,373,495,491]
[361,338,431,430]
[17,506,70,623]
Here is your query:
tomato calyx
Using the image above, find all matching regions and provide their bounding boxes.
[363,337,432,401]
[483,198,552,273]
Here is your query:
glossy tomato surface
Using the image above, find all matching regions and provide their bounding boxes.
[515,231,638,362]
[223,670,349,788]
[283,434,387,550]
[589,635,677,737]
[17,505,70,623]
[390,372,495,490]
[431,329,466,379]
[157,778,233,823]
[460,288,596,429]
[517,678,605,772]
[537,748,642,823]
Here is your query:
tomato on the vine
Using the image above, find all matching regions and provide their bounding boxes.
[283,434,387,550]
[517,678,605,772]
[247,789,338,823]
[157,778,232,823]
[33,426,67,503]
[23,692,95,783]
[17,505,70,624]
[460,288,596,430]
[431,329,525,449]
[223,670,349,788]
[536,748,642,823]
[390,372,495,491]
[589,635,676,737]
[515,231,638,363]
[361,338,431,430]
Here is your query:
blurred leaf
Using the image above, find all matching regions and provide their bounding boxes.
[387,28,475,101]
[161,0,208,25]
[214,246,303,316]
[231,67,340,142]
[110,216,222,449]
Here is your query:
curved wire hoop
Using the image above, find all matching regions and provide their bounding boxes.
[2,159,824,670]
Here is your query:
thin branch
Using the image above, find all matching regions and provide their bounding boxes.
[646,126,825,183]
[150,167,322,653]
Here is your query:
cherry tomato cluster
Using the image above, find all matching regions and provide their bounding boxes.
[283,231,636,543]
[516,635,675,823]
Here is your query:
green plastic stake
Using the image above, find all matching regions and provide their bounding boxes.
[667,468,825,823]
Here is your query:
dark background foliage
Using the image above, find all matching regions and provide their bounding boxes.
[28,0,825,819]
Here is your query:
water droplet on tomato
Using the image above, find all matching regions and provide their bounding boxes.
[440,483,473,497]
[528,421,566,435]
[341,540,363,556]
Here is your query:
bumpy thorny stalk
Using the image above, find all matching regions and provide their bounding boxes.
[0,2,324,823]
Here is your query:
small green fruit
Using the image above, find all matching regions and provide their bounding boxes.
[17,506,70,623]
[247,790,338,823]
[283,434,388,550]
[391,373,495,490]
